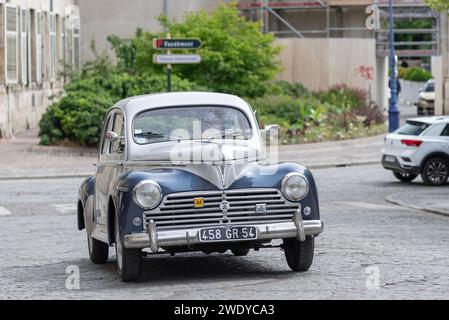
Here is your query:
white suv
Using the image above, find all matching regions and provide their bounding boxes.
[382,116,449,186]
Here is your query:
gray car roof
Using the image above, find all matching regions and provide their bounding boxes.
[115,92,253,118]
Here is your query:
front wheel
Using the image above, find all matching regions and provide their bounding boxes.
[115,215,142,282]
[393,171,418,183]
[283,236,314,272]
[422,157,449,186]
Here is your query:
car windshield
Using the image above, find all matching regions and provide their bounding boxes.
[425,82,434,92]
[133,106,253,145]
[396,121,430,136]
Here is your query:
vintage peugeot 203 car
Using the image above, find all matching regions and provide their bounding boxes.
[77,92,324,281]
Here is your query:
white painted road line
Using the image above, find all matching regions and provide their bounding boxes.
[0,206,12,216]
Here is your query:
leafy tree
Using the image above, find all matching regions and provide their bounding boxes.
[108,3,283,97]
[425,0,449,11]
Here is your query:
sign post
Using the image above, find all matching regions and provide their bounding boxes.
[153,35,202,92]
[166,34,172,92]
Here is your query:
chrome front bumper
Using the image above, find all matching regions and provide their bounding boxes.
[124,210,323,251]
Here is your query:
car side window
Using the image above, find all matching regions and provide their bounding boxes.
[422,124,445,137]
[101,115,113,156]
[441,125,449,137]
[111,113,125,159]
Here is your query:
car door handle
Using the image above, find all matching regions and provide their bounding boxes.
[115,162,124,168]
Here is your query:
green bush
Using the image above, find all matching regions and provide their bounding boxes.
[317,84,368,111]
[39,90,115,146]
[249,84,385,144]
[250,95,325,131]
[401,66,433,82]
[267,80,310,98]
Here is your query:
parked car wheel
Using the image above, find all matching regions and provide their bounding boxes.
[87,234,109,264]
[231,247,250,256]
[393,171,418,183]
[422,157,449,186]
[283,236,314,272]
[115,215,141,282]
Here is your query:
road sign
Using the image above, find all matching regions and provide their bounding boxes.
[153,54,202,65]
[153,39,202,50]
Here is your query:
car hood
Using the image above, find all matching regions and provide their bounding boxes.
[122,161,306,191]
[131,140,265,163]
[419,92,435,101]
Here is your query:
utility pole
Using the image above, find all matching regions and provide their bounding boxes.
[388,0,399,132]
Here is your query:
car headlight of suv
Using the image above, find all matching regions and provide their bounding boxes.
[133,180,162,209]
[281,173,309,201]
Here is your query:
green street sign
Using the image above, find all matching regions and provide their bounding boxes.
[153,38,202,50]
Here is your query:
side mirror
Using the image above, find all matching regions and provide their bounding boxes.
[105,131,120,142]
[265,124,280,139]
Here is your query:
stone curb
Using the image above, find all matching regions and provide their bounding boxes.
[0,160,381,181]
[385,196,449,218]
[308,160,380,170]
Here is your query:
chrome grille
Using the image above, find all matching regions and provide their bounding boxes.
[143,189,299,231]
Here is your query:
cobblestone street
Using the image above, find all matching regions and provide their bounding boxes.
[1,164,448,299]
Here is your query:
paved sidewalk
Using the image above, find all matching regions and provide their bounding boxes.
[386,190,449,217]
[0,128,97,179]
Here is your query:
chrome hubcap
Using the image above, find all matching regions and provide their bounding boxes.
[427,161,448,184]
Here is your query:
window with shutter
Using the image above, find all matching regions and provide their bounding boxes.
[61,16,66,67]
[5,6,18,84]
[66,19,73,70]
[50,14,56,80]
[36,12,42,84]
[21,9,29,85]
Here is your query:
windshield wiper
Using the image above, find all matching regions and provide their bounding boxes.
[139,131,182,141]
[220,130,247,139]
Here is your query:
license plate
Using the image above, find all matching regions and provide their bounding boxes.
[385,156,396,163]
[199,226,257,242]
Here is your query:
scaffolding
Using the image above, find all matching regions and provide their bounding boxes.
[237,0,440,57]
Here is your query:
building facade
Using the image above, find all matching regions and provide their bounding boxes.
[0,0,80,138]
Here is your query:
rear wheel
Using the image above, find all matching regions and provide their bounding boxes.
[115,215,141,282]
[87,233,109,264]
[393,171,418,183]
[422,157,449,186]
[231,247,250,256]
[283,236,314,272]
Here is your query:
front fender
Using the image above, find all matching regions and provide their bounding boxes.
[78,176,95,231]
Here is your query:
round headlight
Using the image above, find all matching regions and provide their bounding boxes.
[133,180,162,209]
[281,173,309,201]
